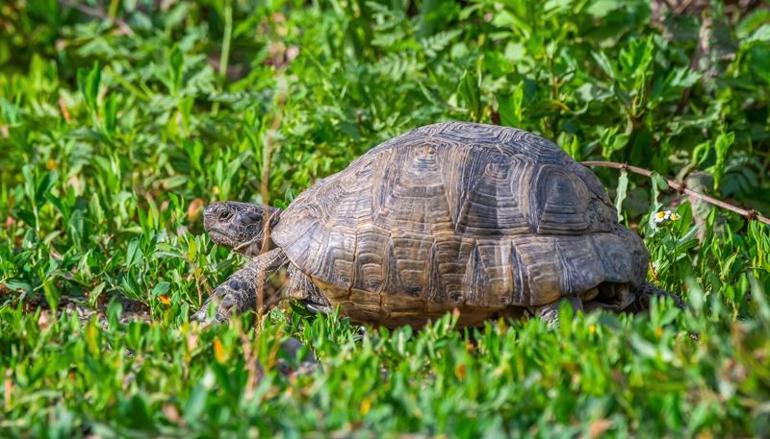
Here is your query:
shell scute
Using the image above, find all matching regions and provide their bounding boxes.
[271,122,646,313]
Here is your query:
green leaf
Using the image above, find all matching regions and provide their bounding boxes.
[708,131,735,189]
[587,0,623,18]
[169,47,184,94]
[77,62,101,112]
[499,85,524,128]
[458,64,483,122]
[592,51,616,80]
[104,94,118,134]
[748,24,770,43]
[151,281,170,297]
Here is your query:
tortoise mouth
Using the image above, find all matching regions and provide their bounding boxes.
[206,227,235,245]
[207,226,260,249]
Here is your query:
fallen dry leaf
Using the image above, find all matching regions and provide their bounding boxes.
[58,97,71,123]
[4,370,12,410]
[162,403,182,424]
[187,198,205,222]
[186,333,198,352]
[588,418,612,438]
[454,363,467,380]
[37,311,51,330]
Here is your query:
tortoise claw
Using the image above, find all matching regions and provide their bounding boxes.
[193,284,246,324]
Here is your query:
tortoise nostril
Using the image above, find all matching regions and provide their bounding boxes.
[204,203,226,219]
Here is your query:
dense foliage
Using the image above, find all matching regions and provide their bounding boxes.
[1,0,770,436]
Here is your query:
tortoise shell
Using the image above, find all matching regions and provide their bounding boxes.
[272,122,648,326]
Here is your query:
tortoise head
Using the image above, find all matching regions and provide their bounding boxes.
[203,201,279,256]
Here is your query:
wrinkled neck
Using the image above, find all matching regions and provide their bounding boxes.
[235,208,281,256]
[232,236,264,257]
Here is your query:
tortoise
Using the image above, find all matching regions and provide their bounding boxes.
[194,121,677,327]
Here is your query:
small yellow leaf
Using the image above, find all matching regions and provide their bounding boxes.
[187,198,205,222]
[213,337,226,364]
[85,321,99,355]
[359,398,371,416]
[455,363,467,380]
[159,295,171,306]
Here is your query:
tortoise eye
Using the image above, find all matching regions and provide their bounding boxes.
[218,210,234,222]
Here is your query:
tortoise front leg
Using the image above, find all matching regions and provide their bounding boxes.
[534,282,687,327]
[194,248,288,324]
[530,296,583,327]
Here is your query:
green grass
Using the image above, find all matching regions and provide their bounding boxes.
[1,0,770,436]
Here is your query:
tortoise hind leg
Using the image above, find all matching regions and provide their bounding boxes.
[582,283,635,313]
[626,282,686,312]
[193,248,288,324]
[581,282,685,314]
[530,296,583,327]
[284,265,332,314]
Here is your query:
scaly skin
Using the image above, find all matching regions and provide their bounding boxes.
[194,248,288,323]
[194,202,284,324]
[629,281,686,311]
[533,282,685,326]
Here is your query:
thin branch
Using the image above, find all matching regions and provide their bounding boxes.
[59,0,135,36]
[255,77,288,329]
[582,160,770,225]
[211,0,233,115]
[676,1,711,115]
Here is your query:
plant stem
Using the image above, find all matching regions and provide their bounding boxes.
[212,0,233,115]
[255,78,288,329]
[59,0,134,35]
[108,0,120,19]
[108,67,151,101]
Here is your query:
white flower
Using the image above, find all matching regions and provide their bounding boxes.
[653,209,681,226]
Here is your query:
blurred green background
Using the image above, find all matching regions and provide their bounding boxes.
[1,0,770,437]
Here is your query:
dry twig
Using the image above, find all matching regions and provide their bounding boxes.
[255,77,288,329]
[59,0,135,36]
[582,160,770,225]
